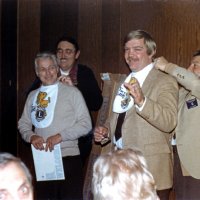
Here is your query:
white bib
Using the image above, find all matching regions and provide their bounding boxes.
[112,73,134,113]
[31,83,58,128]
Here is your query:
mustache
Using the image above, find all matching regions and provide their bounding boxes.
[59,58,67,61]
[127,57,138,62]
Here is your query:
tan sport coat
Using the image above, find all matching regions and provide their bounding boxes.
[104,67,178,190]
[164,63,200,179]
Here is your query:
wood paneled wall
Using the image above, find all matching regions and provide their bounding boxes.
[78,0,102,81]
[120,0,200,68]
[3,0,197,197]
[17,0,200,113]
[78,0,200,78]
[17,0,40,174]
[40,0,79,52]
[17,0,41,116]
[15,0,200,184]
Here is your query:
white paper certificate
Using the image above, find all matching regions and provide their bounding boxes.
[31,143,65,181]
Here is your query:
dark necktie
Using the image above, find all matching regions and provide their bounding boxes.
[114,112,126,141]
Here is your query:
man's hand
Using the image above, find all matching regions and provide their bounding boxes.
[94,126,109,142]
[124,78,145,107]
[30,135,45,150]
[45,133,62,152]
[154,56,169,71]
[58,75,73,86]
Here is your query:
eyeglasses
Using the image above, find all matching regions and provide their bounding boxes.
[57,48,76,56]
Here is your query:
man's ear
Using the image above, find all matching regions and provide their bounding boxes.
[150,50,156,61]
[75,50,80,59]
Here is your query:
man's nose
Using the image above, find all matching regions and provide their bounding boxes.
[128,48,136,55]
[58,51,66,59]
[61,51,66,58]
[46,68,52,74]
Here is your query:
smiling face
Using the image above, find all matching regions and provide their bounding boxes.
[56,41,80,71]
[124,38,153,72]
[36,57,59,86]
[0,162,33,200]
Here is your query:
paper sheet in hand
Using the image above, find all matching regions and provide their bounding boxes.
[31,143,65,181]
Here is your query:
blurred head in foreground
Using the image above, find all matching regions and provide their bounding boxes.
[0,152,33,200]
[92,148,159,200]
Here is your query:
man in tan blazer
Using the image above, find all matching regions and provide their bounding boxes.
[155,52,200,200]
[94,30,178,200]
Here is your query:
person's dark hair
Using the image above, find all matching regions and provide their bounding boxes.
[55,36,80,52]
[0,152,32,185]
[193,49,200,57]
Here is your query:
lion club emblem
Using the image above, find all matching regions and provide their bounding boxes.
[35,92,50,122]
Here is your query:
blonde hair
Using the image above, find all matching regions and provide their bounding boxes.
[92,148,159,200]
[124,30,156,58]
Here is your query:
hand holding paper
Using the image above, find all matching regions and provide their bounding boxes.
[45,133,62,152]
[30,135,45,150]
[31,143,65,181]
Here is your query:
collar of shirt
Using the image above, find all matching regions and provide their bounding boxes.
[131,63,154,87]
[60,68,70,76]
[41,81,59,88]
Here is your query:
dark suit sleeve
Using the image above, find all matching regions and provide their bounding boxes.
[77,65,103,112]
[25,77,41,97]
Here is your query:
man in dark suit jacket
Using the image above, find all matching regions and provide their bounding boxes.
[27,36,103,167]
